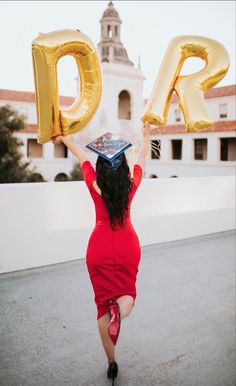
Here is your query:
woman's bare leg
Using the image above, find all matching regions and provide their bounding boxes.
[97,295,134,363]
[116,295,134,320]
[97,312,116,364]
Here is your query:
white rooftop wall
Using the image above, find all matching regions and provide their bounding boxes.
[0,176,235,273]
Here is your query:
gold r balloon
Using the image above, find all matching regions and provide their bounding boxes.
[32,29,102,144]
[142,35,230,132]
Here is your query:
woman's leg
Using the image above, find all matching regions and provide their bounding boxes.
[98,312,116,364]
[97,295,134,363]
[116,295,134,320]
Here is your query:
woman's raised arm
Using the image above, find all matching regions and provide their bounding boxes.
[51,135,89,165]
[136,124,151,169]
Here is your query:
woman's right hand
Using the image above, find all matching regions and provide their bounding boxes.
[51,135,64,145]
[142,122,152,138]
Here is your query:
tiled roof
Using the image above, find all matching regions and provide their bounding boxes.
[0,89,74,105]
[0,84,235,106]
[20,120,236,134]
[144,84,236,104]
[151,120,236,135]
[1,85,235,135]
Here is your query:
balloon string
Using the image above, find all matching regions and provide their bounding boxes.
[131,142,135,178]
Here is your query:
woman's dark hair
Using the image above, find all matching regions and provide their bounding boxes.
[96,153,133,230]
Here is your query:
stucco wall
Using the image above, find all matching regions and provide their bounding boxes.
[0,175,235,273]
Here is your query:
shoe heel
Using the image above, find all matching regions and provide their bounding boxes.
[107,361,118,384]
[108,300,121,345]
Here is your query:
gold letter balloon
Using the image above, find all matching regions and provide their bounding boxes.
[32,29,102,144]
[142,35,230,132]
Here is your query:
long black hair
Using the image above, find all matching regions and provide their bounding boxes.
[96,153,133,230]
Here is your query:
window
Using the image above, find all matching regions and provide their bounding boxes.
[175,109,181,122]
[194,139,207,160]
[150,174,158,178]
[219,103,227,118]
[54,173,68,182]
[107,25,112,38]
[102,46,109,58]
[27,139,43,158]
[54,143,68,158]
[171,140,182,159]
[118,90,131,119]
[220,137,236,161]
[29,173,45,182]
[115,26,118,36]
[151,140,161,159]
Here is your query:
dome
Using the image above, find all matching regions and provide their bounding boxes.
[102,1,120,19]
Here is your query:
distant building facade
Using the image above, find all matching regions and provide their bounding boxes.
[147,85,236,178]
[0,1,235,181]
[86,1,145,142]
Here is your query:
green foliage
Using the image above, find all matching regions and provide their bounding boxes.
[0,105,46,183]
[69,161,83,181]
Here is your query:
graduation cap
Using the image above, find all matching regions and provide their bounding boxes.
[85,132,133,170]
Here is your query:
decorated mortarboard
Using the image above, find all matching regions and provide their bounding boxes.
[85,132,133,170]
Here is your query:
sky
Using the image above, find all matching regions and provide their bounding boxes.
[0,1,235,99]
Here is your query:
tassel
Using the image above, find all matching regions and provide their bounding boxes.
[150,139,161,158]
[131,142,136,178]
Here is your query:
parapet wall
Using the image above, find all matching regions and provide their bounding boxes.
[0,175,235,273]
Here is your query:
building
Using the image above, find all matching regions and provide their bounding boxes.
[0,1,235,181]
[86,0,145,140]
[0,90,76,182]
[147,85,236,178]
[0,1,145,182]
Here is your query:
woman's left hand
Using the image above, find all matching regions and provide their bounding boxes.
[51,135,64,145]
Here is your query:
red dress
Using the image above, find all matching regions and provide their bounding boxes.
[81,160,143,319]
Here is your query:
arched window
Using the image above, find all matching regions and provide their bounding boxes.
[175,109,181,122]
[108,25,112,38]
[54,173,68,182]
[29,173,45,182]
[118,90,131,120]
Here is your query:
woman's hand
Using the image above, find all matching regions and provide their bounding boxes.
[142,122,152,138]
[51,135,64,145]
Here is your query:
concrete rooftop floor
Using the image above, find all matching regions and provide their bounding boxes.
[0,230,235,386]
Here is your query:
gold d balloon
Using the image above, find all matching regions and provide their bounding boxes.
[142,35,230,132]
[32,29,102,144]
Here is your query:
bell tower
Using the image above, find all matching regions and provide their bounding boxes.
[97,1,134,66]
[79,0,145,156]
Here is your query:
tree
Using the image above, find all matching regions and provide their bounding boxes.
[69,161,83,181]
[0,105,46,183]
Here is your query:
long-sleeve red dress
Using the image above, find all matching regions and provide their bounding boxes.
[81,160,143,319]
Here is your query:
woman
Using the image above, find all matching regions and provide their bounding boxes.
[51,123,151,384]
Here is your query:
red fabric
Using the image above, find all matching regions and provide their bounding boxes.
[81,160,143,319]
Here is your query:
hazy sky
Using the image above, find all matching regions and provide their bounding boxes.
[0,1,235,98]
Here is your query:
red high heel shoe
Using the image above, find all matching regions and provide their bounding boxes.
[108,300,121,345]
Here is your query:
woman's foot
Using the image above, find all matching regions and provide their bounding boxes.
[107,361,118,384]
[108,300,121,345]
